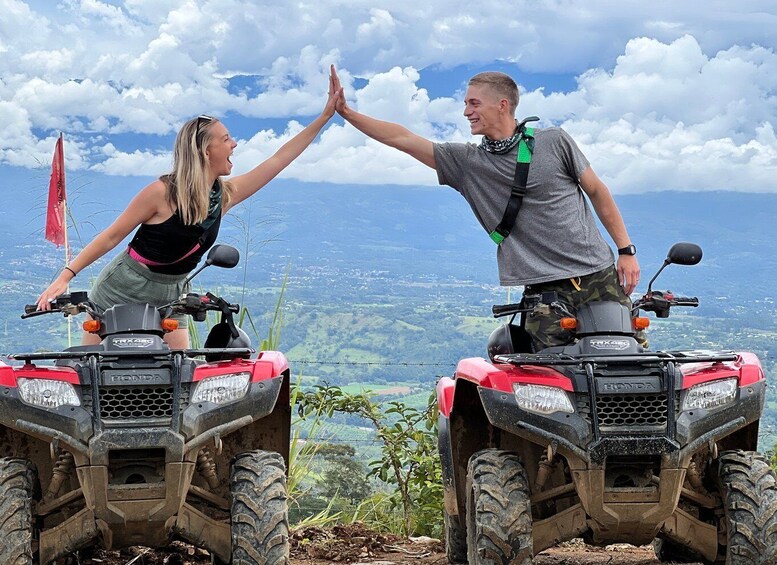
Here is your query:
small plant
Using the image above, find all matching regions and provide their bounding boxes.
[297,385,443,536]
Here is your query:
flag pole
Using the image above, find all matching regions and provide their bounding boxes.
[60,133,73,346]
[60,133,70,266]
[45,132,71,345]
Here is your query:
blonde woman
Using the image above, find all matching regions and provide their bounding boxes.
[37,78,339,347]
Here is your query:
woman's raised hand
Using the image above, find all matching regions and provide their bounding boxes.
[323,66,340,119]
[330,65,348,116]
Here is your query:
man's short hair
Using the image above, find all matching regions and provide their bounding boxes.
[468,72,519,115]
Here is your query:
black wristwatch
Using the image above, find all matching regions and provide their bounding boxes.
[617,244,637,256]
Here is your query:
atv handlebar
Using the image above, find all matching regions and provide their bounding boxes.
[492,303,530,318]
[22,291,96,319]
[492,291,574,320]
[163,292,239,319]
[492,289,698,324]
[23,291,239,322]
[633,291,699,318]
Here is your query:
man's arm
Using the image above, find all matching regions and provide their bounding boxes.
[331,66,436,169]
[579,166,640,295]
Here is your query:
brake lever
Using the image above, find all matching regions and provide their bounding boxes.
[21,309,54,319]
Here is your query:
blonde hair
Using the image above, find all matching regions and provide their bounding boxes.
[161,116,234,225]
[469,72,519,115]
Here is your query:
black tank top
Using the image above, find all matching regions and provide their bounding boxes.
[128,181,223,275]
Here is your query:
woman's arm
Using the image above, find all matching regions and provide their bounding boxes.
[36,181,168,309]
[225,75,339,210]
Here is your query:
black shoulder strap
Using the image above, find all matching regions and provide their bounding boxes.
[489,116,539,245]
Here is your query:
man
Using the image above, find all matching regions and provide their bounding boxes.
[330,66,640,350]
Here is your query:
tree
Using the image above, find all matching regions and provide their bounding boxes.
[298,385,442,536]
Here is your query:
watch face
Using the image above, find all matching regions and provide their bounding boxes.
[619,245,637,255]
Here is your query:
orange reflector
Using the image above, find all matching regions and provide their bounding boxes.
[560,317,577,330]
[82,319,101,333]
[633,317,650,330]
[162,318,179,332]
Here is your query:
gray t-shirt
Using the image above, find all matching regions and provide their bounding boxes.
[434,127,614,286]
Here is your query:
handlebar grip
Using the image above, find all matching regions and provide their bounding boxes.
[492,303,523,317]
[672,297,699,306]
[21,309,52,319]
[24,304,39,314]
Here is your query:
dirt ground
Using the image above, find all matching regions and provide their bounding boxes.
[79,523,703,564]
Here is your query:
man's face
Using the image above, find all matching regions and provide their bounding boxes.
[463,84,504,137]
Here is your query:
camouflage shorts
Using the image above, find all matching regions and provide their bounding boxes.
[523,265,647,351]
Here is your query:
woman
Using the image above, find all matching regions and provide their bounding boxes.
[37,76,339,347]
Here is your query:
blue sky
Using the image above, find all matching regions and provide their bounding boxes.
[1,0,776,195]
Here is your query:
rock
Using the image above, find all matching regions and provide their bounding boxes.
[408,536,440,544]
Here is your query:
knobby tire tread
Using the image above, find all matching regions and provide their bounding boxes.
[717,450,777,565]
[466,449,532,565]
[0,457,37,565]
[652,537,704,563]
[230,450,289,565]
[444,510,467,563]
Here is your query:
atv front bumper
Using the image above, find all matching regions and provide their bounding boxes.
[0,376,285,463]
[475,379,766,464]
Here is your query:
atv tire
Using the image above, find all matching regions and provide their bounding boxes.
[715,450,777,565]
[652,537,703,563]
[229,450,289,565]
[444,510,467,563]
[0,457,37,565]
[466,449,532,565]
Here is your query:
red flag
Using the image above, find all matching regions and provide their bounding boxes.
[45,134,66,246]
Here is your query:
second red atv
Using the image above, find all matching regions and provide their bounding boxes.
[437,242,777,564]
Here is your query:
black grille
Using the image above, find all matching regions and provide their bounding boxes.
[576,391,680,431]
[101,386,175,419]
[596,392,668,428]
[81,385,190,424]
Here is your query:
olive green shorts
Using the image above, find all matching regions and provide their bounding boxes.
[89,250,191,323]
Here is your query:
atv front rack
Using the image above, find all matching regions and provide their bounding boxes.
[493,350,738,367]
[5,347,254,364]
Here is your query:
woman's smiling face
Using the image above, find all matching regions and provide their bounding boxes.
[205,121,237,177]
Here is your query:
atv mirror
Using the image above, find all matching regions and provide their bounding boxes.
[646,242,703,295]
[182,244,240,287]
[666,242,702,266]
[205,244,240,269]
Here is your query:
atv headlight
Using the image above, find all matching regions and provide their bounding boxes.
[682,377,737,411]
[513,383,574,415]
[17,378,80,408]
[192,372,251,405]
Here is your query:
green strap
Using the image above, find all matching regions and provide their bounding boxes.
[489,125,536,245]
[517,127,534,163]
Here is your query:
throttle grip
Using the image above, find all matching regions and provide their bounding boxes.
[492,303,522,317]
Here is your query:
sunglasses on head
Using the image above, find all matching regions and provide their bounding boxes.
[196,114,215,135]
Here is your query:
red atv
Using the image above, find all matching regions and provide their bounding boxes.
[437,243,777,564]
[0,245,291,564]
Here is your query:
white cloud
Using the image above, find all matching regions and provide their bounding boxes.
[92,148,172,175]
[307,35,776,191]
[0,2,774,193]
[552,36,777,192]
